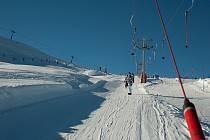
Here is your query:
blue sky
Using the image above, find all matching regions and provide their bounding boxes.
[0,0,210,77]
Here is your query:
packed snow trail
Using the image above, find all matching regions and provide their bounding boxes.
[65,78,187,140]
[65,78,176,140]
[64,78,210,140]
[64,78,146,140]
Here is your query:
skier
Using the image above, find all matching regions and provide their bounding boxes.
[104,68,107,76]
[132,73,135,83]
[125,75,128,88]
[126,72,133,95]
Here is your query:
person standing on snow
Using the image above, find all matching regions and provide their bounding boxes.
[132,73,135,83]
[126,72,133,95]
[125,74,128,88]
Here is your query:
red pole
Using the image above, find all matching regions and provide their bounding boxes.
[183,99,205,140]
[154,0,187,99]
[154,0,205,139]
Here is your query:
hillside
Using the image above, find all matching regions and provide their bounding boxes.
[0,36,210,139]
[0,36,71,68]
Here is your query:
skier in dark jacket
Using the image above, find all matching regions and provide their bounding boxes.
[132,73,134,83]
[125,75,128,88]
[125,72,133,95]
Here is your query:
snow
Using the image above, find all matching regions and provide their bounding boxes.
[1,36,210,139]
[62,77,210,140]
[1,62,210,139]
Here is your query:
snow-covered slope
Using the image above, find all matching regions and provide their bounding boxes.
[0,36,210,139]
[1,61,210,139]
[0,36,73,68]
[0,62,113,140]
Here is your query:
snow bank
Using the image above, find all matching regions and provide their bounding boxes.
[198,78,210,87]
[0,62,106,112]
[82,69,105,76]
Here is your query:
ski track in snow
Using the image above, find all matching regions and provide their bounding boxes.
[65,78,178,140]
[65,80,144,140]
[65,78,210,140]
[143,78,210,139]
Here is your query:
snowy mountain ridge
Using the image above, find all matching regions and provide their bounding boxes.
[0,35,78,68]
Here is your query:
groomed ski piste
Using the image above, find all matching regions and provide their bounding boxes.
[0,62,210,140]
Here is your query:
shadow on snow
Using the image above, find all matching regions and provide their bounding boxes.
[0,81,109,140]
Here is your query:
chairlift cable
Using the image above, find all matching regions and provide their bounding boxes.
[154,0,185,42]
